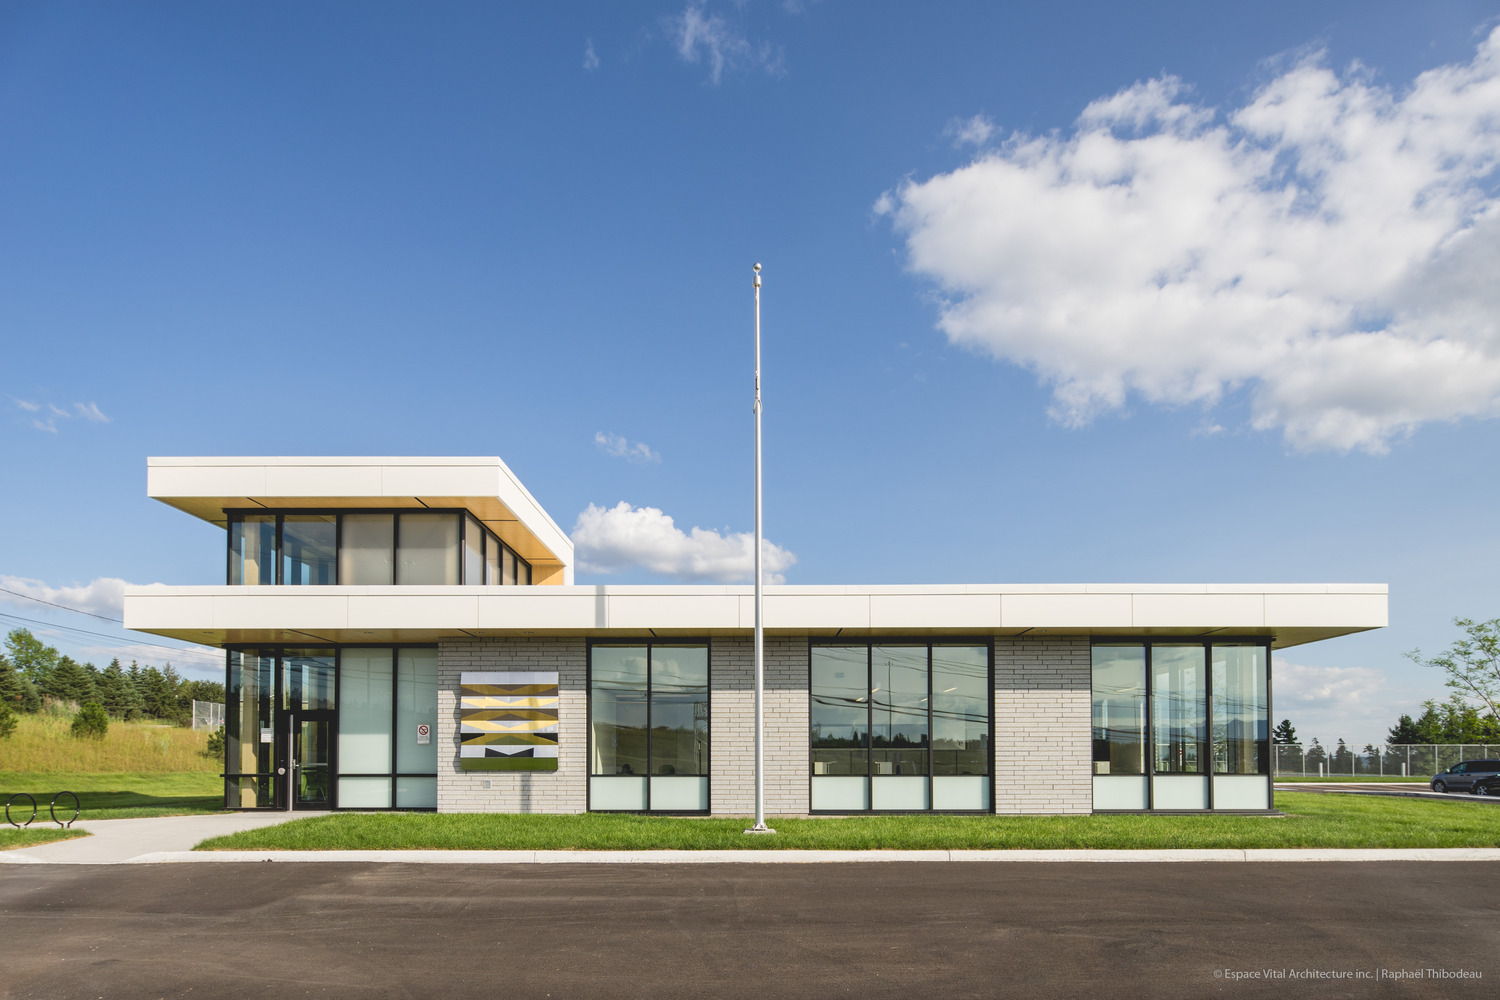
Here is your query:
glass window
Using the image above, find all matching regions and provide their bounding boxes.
[591,645,648,777]
[396,648,439,774]
[397,513,459,585]
[281,516,337,585]
[1092,645,1147,775]
[225,649,275,807]
[338,648,393,775]
[810,646,868,776]
[871,645,929,777]
[1213,645,1268,775]
[229,515,276,585]
[649,645,709,777]
[283,649,335,711]
[463,516,484,585]
[931,645,990,776]
[340,514,394,585]
[1152,645,1206,774]
[502,546,518,587]
[520,559,531,586]
[811,642,991,810]
[484,531,500,585]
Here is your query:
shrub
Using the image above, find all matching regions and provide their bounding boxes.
[203,725,226,759]
[71,702,109,740]
[0,700,15,740]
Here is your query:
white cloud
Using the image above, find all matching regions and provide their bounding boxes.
[571,501,797,582]
[670,3,785,84]
[0,575,165,620]
[945,113,995,148]
[583,38,600,71]
[881,27,1500,453]
[12,398,109,433]
[594,431,661,464]
[1273,660,1423,749]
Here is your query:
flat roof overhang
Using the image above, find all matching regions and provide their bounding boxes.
[147,457,573,585]
[124,583,1387,650]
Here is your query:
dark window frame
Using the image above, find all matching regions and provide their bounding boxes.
[585,637,712,814]
[807,637,994,815]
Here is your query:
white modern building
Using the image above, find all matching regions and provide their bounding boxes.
[123,456,1387,816]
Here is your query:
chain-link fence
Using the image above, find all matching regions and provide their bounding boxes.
[191,700,224,731]
[1274,743,1500,777]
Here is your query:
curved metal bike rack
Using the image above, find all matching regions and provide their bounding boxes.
[6,792,37,828]
[50,791,80,828]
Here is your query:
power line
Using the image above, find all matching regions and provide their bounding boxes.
[0,585,124,623]
[0,610,219,660]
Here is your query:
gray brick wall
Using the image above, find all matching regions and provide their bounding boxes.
[437,637,588,814]
[992,636,1093,814]
[711,636,809,817]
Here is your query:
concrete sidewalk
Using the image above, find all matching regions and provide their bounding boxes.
[1,812,302,864]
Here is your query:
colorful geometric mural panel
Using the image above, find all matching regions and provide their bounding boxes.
[460,671,559,772]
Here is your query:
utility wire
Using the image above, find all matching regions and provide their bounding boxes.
[0,610,219,659]
[0,585,124,623]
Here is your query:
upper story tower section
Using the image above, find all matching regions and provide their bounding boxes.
[148,456,573,586]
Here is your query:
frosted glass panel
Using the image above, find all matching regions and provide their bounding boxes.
[811,776,869,811]
[650,776,708,811]
[396,648,438,773]
[463,516,484,585]
[932,776,990,811]
[338,777,391,808]
[591,776,649,810]
[1214,775,1270,810]
[396,776,437,809]
[1152,775,1208,809]
[1093,775,1149,810]
[398,514,459,585]
[341,515,394,585]
[339,648,392,774]
[872,775,928,810]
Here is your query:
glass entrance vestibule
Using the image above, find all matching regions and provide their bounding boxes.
[225,647,439,811]
[1091,641,1271,811]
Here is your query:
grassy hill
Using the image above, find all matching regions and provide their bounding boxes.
[0,710,218,773]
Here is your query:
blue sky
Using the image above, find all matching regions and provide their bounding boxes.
[4,1,1500,748]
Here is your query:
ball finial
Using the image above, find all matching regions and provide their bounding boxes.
[753,262,761,272]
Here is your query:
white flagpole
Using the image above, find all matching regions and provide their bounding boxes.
[746,262,774,835]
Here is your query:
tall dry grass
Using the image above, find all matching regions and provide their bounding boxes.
[0,710,218,773]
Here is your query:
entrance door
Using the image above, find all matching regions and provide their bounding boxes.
[283,711,335,809]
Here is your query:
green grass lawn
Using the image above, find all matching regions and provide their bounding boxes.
[0,772,224,821]
[196,791,1500,852]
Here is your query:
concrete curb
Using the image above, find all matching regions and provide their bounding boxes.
[0,846,1483,865]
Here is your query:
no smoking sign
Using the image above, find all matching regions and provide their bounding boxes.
[416,723,431,745]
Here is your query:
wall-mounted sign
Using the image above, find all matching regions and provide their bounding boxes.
[260,727,274,743]
[416,723,431,745]
[459,671,559,772]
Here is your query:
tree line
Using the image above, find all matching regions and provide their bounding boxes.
[0,628,223,727]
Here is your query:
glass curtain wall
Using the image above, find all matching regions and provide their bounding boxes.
[226,511,532,586]
[811,642,991,812]
[589,642,709,812]
[226,646,439,810]
[1090,641,1272,811]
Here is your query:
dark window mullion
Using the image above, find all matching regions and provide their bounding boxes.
[927,642,935,808]
[390,647,399,809]
[645,643,653,811]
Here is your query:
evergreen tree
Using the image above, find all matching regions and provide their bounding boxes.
[47,655,98,706]
[1388,713,1425,744]
[1332,738,1353,773]
[1271,719,1298,745]
[71,701,108,740]
[96,658,136,718]
[1305,738,1328,770]
[0,700,14,740]
[0,652,41,713]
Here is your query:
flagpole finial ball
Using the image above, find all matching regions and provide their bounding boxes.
[753,262,761,272]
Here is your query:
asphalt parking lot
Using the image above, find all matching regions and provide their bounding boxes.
[1,862,1494,999]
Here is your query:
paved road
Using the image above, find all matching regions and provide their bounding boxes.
[1277,782,1500,802]
[1,862,1495,999]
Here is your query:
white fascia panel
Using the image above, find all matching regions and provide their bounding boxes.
[265,464,384,497]
[869,593,1004,629]
[212,592,350,630]
[1265,593,1388,628]
[477,592,601,629]
[123,594,216,630]
[609,594,741,630]
[749,593,871,629]
[346,594,480,630]
[1001,593,1133,628]
[148,464,268,498]
[379,463,501,499]
[1131,593,1266,629]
